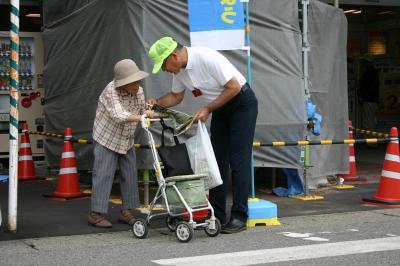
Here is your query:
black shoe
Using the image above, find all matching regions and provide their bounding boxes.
[221,218,246,234]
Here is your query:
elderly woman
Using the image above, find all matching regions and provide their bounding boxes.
[88,59,153,228]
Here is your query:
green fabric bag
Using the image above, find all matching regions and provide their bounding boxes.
[165,179,208,209]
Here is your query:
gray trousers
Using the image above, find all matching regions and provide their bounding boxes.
[91,142,139,213]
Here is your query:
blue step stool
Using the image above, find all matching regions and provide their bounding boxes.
[247,198,280,227]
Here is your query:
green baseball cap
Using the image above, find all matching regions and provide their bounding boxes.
[149,37,178,74]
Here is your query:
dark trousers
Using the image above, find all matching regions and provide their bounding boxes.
[209,84,258,224]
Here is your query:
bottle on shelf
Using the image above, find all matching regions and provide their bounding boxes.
[6,58,10,76]
[19,59,23,76]
[26,43,32,56]
[21,76,27,90]
[20,42,26,56]
[26,77,32,90]
[27,60,32,76]
[0,42,5,56]
[1,41,9,56]
[1,57,7,76]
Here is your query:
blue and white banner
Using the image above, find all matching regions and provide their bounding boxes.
[188,0,245,50]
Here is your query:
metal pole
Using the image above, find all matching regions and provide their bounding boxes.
[304,138,310,197]
[302,0,310,197]
[143,169,149,205]
[334,0,339,8]
[302,0,310,98]
[251,151,255,198]
[8,0,20,232]
[245,0,252,87]
[244,0,256,199]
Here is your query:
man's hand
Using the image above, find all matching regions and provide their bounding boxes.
[146,98,158,107]
[195,106,210,122]
[144,109,154,118]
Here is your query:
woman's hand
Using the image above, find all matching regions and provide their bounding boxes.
[144,109,154,118]
[146,98,157,108]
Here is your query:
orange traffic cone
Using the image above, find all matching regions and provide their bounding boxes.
[341,121,367,184]
[362,127,400,207]
[44,128,89,201]
[18,123,37,182]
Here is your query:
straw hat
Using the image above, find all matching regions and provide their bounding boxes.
[114,59,148,87]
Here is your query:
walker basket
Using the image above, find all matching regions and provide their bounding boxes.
[165,179,208,209]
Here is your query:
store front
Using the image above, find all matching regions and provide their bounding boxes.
[323,0,400,132]
[0,0,44,167]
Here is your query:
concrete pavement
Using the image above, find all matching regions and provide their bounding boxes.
[0,145,390,241]
[1,208,399,265]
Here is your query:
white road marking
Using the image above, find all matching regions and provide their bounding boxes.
[152,236,400,266]
[279,232,329,241]
[318,231,332,234]
[303,237,329,242]
[279,232,313,238]
[346,229,359,232]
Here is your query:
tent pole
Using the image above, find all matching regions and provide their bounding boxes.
[8,0,20,232]
[302,0,310,98]
[245,1,252,87]
[301,0,310,197]
[244,0,256,199]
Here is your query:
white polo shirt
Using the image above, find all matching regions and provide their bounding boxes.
[172,47,246,103]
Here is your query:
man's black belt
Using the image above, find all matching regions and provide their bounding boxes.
[241,83,250,92]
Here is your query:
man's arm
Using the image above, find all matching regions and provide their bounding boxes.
[207,77,241,112]
[195,77,241,121]
[146,91,185,108]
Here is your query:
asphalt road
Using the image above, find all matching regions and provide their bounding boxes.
[1,208,399,266]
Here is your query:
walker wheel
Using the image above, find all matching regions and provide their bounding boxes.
[175,221,194,243]
[132,218,148,239]
[204,218,221,237]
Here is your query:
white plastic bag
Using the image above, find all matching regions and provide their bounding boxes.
[186,122,222,190]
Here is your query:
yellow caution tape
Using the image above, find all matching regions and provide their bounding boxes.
[273,142,286,146]
[297,141,310,146]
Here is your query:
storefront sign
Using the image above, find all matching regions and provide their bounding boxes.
[188,0,245,50]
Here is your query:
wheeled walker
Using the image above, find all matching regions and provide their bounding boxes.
[132,115,221,243]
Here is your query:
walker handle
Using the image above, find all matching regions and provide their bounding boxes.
[140,114,149,129]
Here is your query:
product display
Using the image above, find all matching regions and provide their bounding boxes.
[0,37,35,90]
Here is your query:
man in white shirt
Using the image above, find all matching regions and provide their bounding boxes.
[147,37,258,233]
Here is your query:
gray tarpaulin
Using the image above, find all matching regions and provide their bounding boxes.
[42,0,348,183]
[308,1,349,181]
[43,0,94,26]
